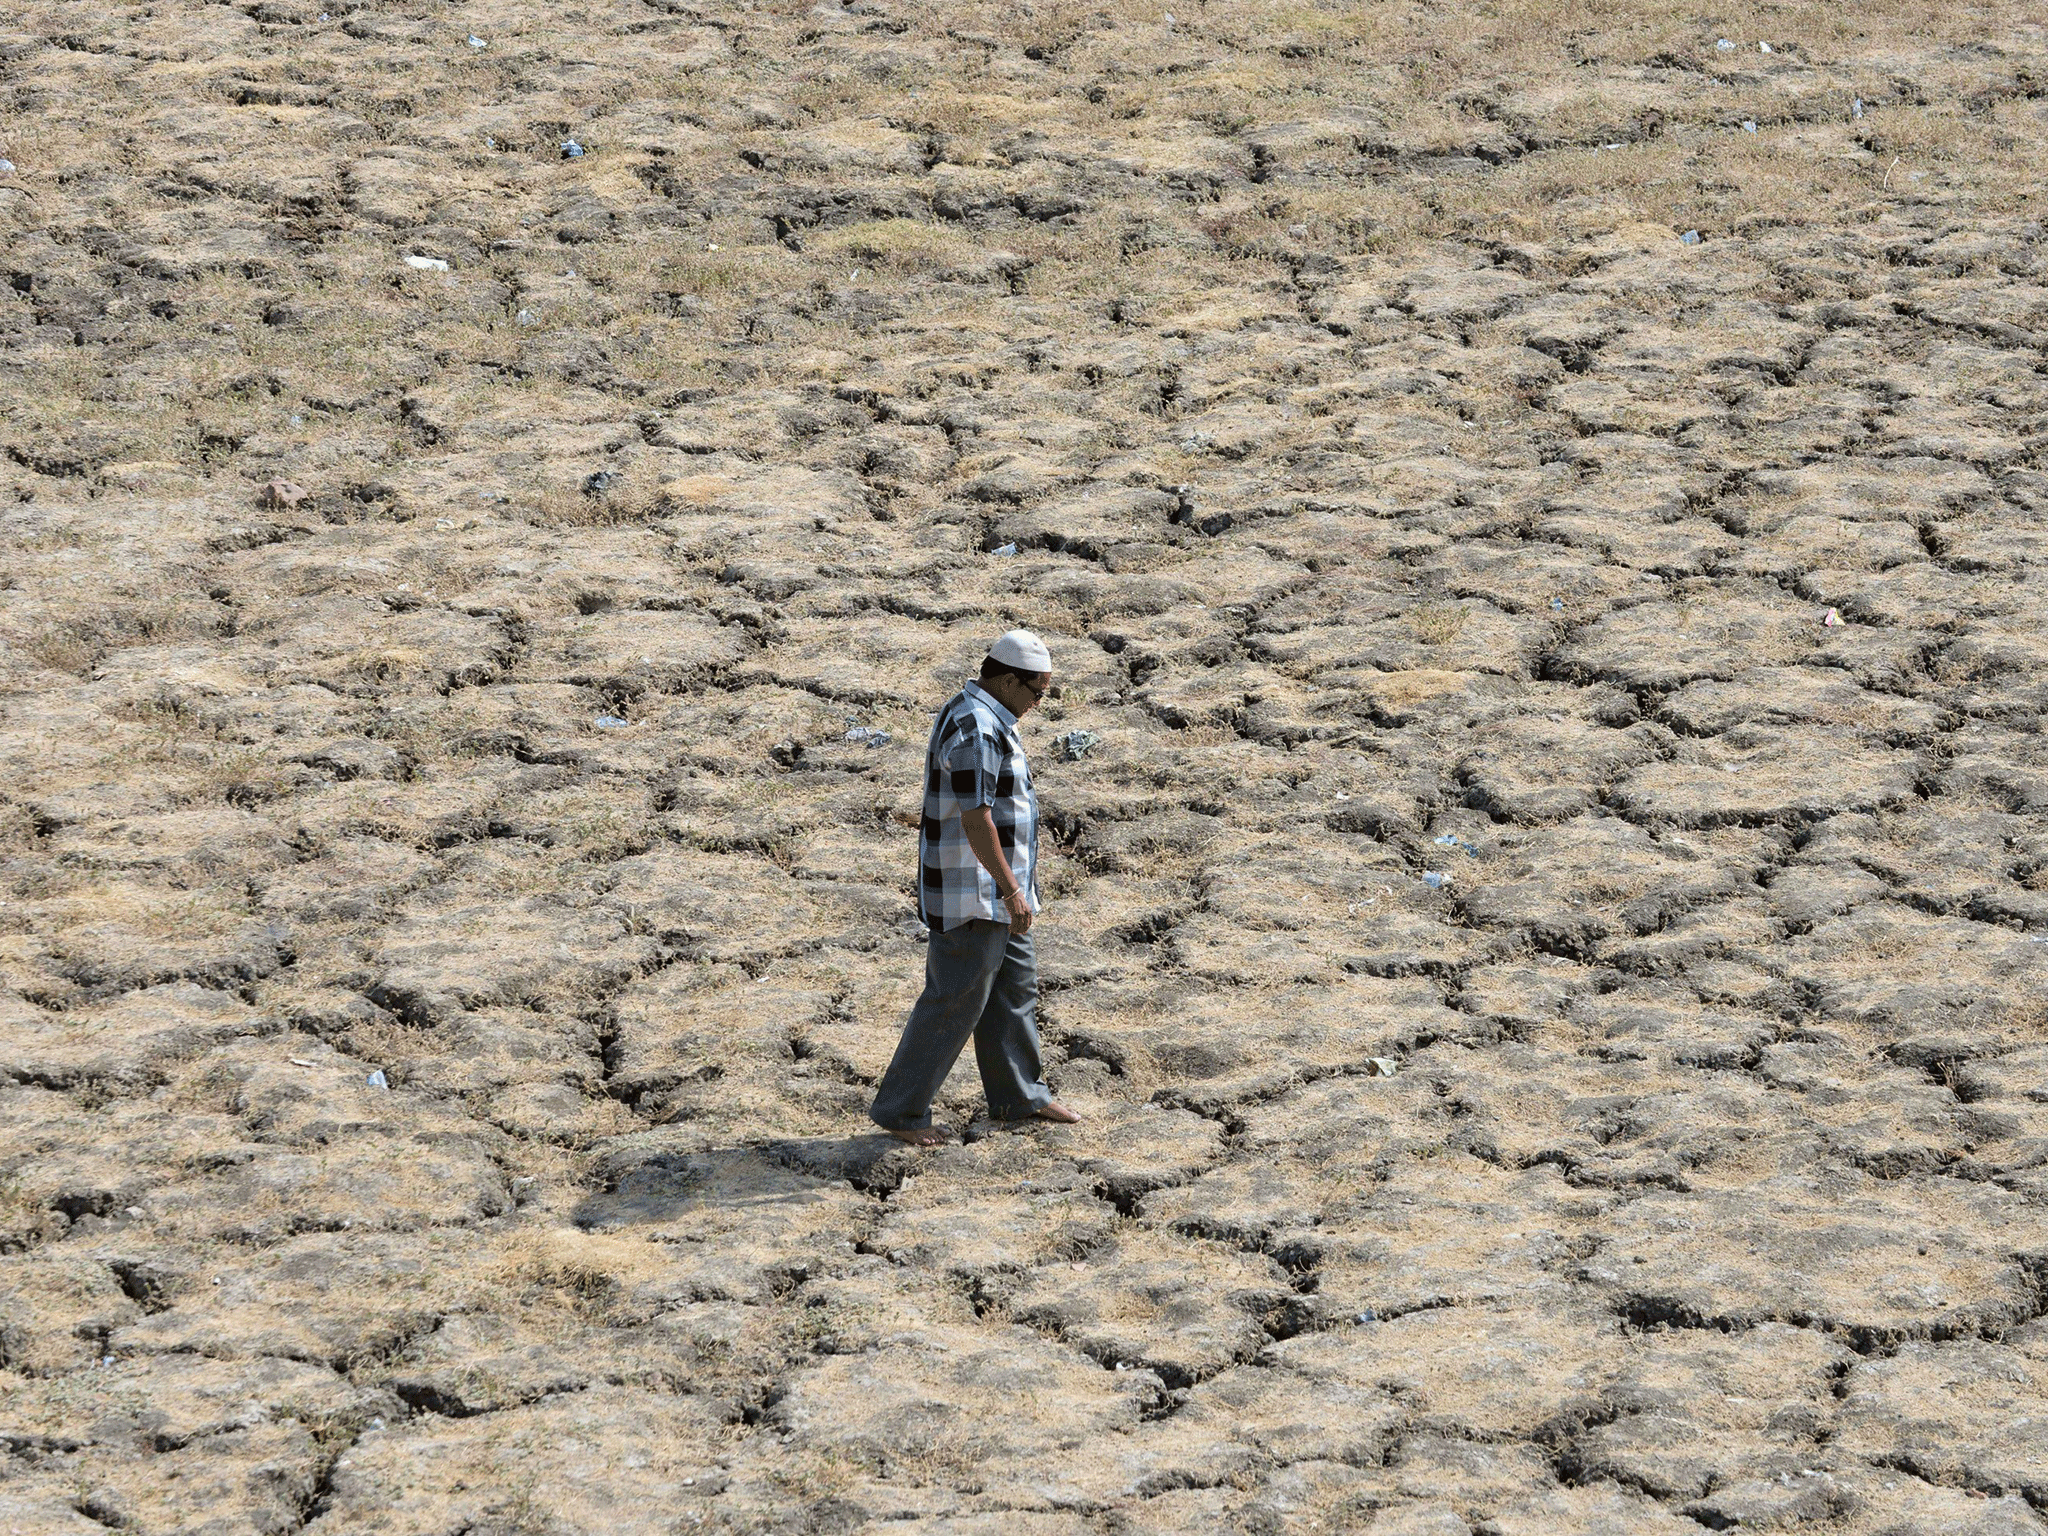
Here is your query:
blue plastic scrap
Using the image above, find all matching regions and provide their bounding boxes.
[1056,729,1102,761]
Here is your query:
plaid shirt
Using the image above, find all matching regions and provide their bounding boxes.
[918,681,1038,932]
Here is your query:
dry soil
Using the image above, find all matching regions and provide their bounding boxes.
[2,1,2047,1533]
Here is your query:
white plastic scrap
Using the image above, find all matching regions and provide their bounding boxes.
[468,34,487,48]
[1716,37,1735,50]
[1742,120,1758,134]
[1680,229,1702,245]
[365,1069,389,1090]
[403,254,450,271]
[991,542,1018,557]
[1760,40,1773,53]
[1852,98,1864,119]
[1422,871,1448,890]
[0,159,15,173]
[561,139,585,158]
[595,714,630,728]
[1366,1058,1399,1078]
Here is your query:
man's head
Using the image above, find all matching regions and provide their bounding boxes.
[980,629,1053,719]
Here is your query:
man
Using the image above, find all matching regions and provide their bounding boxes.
[869,629,1081,1147]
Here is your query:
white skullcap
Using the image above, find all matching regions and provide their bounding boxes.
[987,628,1052,672]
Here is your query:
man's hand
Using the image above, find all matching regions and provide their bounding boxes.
[1001,886,1035,936]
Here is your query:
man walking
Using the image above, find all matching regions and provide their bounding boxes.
[870,629,1081,1146]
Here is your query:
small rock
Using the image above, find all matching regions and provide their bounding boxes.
[1366,1058,1398,1078]
[261,479,309,511]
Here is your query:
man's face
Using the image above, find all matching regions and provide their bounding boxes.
[995,669,1052,718]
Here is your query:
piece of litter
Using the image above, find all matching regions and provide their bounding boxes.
[403,254,450,271]
[1742,120,1758,134]
[991,542,1018,557]
[1679,229,1701,245]
[1759,40,1772,53]
[1422,871,1447,890]
[1551,596,1565,610]
[560,139,585,158]
[1334,792,1351,801]
[1716,37,1735,50]
[1852,98,1864,120]
[365,1069,389,1090]
[1820,607,1842,627]
[468,34,487,48]
[125,1206,144,1218]
[595,714,630,728]
[288,1057,317,1068]
[435,518,455,529]
[844,725,875,743]
[1163,10,1175,23]
[1366,1058,1398,1078]
[1056,729,1101,761]
[0,159,14,173]
[516,308,536,325]
[1604,141,1624,150]
[1356,1309,1377,1323]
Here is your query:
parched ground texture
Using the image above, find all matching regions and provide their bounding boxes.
[3,0,2048,1531]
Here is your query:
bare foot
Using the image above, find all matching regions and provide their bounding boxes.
[1030,1100,1080,1124]
[883,1124,950,1147]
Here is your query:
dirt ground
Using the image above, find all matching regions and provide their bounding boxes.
[2,0,2047,1531]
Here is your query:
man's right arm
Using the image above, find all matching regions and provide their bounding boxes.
[960,805,1032,934]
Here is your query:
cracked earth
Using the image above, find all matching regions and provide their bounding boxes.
[3,0,2048,1532]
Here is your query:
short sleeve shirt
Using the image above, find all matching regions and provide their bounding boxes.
[918,681,1038,932]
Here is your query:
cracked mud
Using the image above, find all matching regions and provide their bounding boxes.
[3,1,2048,1532]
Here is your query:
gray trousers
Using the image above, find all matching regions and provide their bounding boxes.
[869,919,1052,1131]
